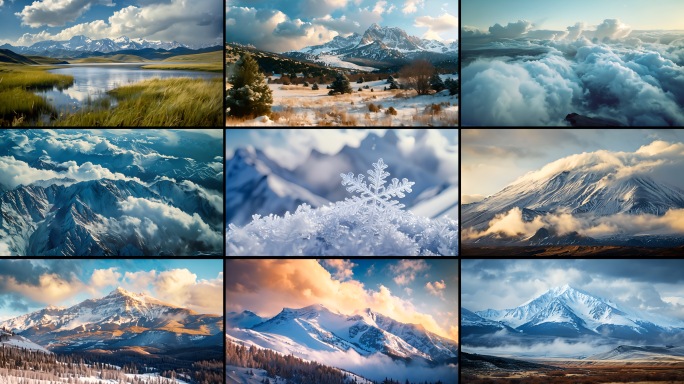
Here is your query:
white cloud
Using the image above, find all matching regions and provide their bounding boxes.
[15,0,221,46]
[389,259,429,286]
[425,280,446,298]
[414,12,458,41]
[402,0,424,14]
[594,19,632,41]
[322,259,357,280]
[113,197,222,254]
[372,0,387,14]
[0,242,13,256]
[16,0,114,28]
[90,267,121,288]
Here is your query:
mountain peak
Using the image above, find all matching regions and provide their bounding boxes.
[369,22,382,30]
[107,286,143,298]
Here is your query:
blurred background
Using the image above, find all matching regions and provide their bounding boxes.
[226,129,458,226]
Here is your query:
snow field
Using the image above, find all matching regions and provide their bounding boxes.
[228,78,458,126]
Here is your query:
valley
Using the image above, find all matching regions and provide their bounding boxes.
[226,23,458,127]
[0,37,222,126]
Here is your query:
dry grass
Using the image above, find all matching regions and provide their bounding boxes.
[141,63,222,72]
[54,77,222,126]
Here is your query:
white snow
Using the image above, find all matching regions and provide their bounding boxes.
[410,185,459,220]
[229,79,457,127]
[1,335,50,353]
[315,55,378,71]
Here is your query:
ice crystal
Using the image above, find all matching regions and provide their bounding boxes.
[227,158,458,256]
[339,158,415,215]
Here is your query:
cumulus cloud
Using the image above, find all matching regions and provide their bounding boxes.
[389,259,429,286]
[322,259,357,281]
[15,0,221,46]
[594,18,632,41]
[425,280,446,298]
[111,197,222,255]
[89,267,121,288]
[225,260,453,340]
[488,20,534,39]
[414,12,457,40]
[462,24,684,126]
[402,0,424,14]
[227,6,340,52]
[16,0,114,27]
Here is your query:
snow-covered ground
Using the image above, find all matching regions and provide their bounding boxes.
[227,78,458,126]
[1,335,50,353]
[0,372,188,384]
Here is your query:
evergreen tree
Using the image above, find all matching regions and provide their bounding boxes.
[328,72,353,95]
[227,52,273,117]
[430,73,445,92]
[312,83,319,90]
[386,75,395,84]
[444,78,459,96]
[357,77,365,83]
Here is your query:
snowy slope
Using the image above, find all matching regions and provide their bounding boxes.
[0,334,50,353]
[410,185,459,220]
[228,304,457,363]
[462,151,684,231]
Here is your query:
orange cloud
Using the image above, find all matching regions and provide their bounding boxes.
[226,260,455,341]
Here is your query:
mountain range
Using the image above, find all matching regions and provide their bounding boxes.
[0,287,222,354]
[227,130,458,226]
[462,150,684,246]
[283,23,457,69]
[0,35,220,59]
[462,285,684,343]
[227,304,458,365]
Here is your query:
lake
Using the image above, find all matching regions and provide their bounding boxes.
[36,63,220,111]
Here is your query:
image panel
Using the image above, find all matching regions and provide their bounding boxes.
[226,259,458,384]
[0,129,224,256]
[461,259,684,383]
[0,0,222,127]
[461,129,684,256]
[0,259,224,382]
[226,0,458,126]
[225,129,458,256]
[461,0,684,127]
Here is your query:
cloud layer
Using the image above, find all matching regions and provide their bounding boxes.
[462,19,684,126]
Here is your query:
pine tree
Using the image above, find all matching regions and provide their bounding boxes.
[312,83,319,90]
[444,78,459,96]
[328,72,353,95]
[430,73,445,92]
[226,52,273,117]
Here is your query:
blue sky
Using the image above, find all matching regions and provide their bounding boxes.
[226,0,458,52]
[0,0,222,46]
[0,259,223,320]
[226,259,458,340]
[462,0,684,31]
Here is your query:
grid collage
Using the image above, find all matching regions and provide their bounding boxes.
[1,0,684,383]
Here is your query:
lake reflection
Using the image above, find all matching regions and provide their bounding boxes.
[37,63,220,111]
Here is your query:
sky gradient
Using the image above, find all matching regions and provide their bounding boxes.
[226,0,458,52]
[225,259,458,341]
[0,259,223,320]
[461,129,684,200]
[0,0,222,47]
[462,259,684,321]
[462,0,684,31]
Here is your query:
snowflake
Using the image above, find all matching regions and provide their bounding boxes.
[339,158,415,215]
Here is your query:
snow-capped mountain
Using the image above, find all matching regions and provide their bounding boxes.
[465,285,684,341]
[227,130,457,226]
[462,150,684,239]
[0,287,222,352]
[0,178,220,256]
[1,35,186,57]
[284,23,457,67]
[226,146,330,226]
[227,304,457,363]
[0,331,50,353]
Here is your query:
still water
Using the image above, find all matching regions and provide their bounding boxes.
[36,63,220,111]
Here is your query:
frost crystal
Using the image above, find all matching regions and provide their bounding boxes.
[227,158,458,256]
[340,158,415,215]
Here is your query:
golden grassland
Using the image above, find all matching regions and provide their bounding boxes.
[0,63,73,125]
[141,50,223,72]
[464,362,684,384]
[54,77,222,126]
